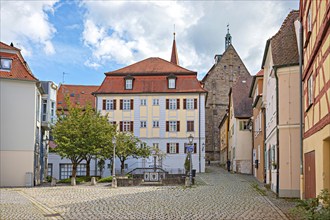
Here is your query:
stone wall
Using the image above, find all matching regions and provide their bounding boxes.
[203,45,250,161]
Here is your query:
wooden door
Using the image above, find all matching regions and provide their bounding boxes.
[305,151,316,198]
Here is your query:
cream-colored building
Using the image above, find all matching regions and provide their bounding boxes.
[219,114,228,166]
[228,77,253,174]
[0,42,42,187]
[262,11,300,197]
[299,0,330,199]
[94,38,206,173]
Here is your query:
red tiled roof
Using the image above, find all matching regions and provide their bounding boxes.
[256,69,264,76]
[95,74,205,94]
[0,51,38,81]
[0,42,21,51]
[106,57,195,75]
[232,76,253,118]
[57,84,99,110]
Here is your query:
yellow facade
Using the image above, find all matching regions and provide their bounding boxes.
[301,0,330,198]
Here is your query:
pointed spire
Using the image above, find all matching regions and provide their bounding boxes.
[170,29,179,65]
[225,23,232,50]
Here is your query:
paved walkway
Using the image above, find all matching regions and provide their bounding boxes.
[0,166,297,219]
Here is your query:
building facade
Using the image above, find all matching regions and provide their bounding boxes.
[203,29,250,161]
[0,42,42,187]
[249,70,265,183]
[228,77,253,174]
[300,0,330,199]
[262,11,301,197]
[94,39,206,174]
[219,114,228,166]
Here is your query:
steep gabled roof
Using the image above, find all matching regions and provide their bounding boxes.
[262,10,299,68]
[105,57,195,75]
[0,42,38,81]
[97,57,205,94]
[57,84,99,110]
[232,76,253,118]
[202,44,250,82]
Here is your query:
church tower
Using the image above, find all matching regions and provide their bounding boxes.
[170,32,179,65]
[202,26,251,162]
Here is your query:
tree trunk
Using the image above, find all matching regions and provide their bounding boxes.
[120,159,125,175]
[86,159,91,177]
[72,163,77,178]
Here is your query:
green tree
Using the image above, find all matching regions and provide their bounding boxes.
[115,132,150,174]
[52,100,85,178]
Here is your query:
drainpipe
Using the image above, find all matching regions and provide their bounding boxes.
[262,107,266,183]
[294,19,304,199]
[199,93,201,173]
[274,67,280,197]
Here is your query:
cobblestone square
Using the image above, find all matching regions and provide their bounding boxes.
[0,166,297,219]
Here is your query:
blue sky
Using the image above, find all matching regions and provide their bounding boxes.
[1,0,299,86]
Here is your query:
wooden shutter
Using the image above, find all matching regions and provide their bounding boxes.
[103,99,106,110]
[130,121,134,132]
[120,121,123,131]
[130,99,134,110]
[183,99,186,109]
[120,99,123,110]
[166,121,169,132]
[176,143,179,153]
[184,143,187,154]
[194,98,197,109]
[194,143,197,153]
[167,143,170,153]
[177,121,180,132]
[113,100,117,110]
[191,121,194,132]
[166,99,169,109]
[177,99,180,109]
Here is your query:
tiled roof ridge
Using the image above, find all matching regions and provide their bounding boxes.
[105,57,195,75]
[271,10,299,41]
[60,84,99,87]
[0,42,21,51]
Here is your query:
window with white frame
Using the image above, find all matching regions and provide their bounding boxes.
[239,120,249,131]
[186,99,194,110]
[169,99,177,110]
[50,101,55,123]
[168,78,176,89]
[140,99,147,106]
[123,121,131,132]
[169,143,177,153]
[153,120,159,128]
[141,142,147,148]
[125,79,132,90]
[152,99,159,106]
[169,121,177,132]
[123,99,131,110]
[0,58,12,70]
[258,145,261,163]
[59,164,86,179]
[153,143,159,149]
[307,7,312,32]
[307,75,313,107]
[140,121,147,128]
[47,163,53,177]
[106,100,114,110]
[42,99,47,122]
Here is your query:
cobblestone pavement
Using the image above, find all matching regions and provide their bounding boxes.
[0,166,298,220]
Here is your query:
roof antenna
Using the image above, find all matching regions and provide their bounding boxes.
[62,72,69,84]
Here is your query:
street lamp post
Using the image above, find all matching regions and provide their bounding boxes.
[188,134,194,186]
[112,142,117,188]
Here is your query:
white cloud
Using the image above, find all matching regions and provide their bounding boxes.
[80,1,298,76]
[0,1,58,56]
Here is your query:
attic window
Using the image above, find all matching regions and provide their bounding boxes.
[167,74,177,89]
[124,75,134,90]
[0,58,12,71]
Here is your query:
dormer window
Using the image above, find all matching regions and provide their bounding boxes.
[124,75,134,90]
[125,79,132,89]
[167,74,177,89]
[0,58,12,71]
